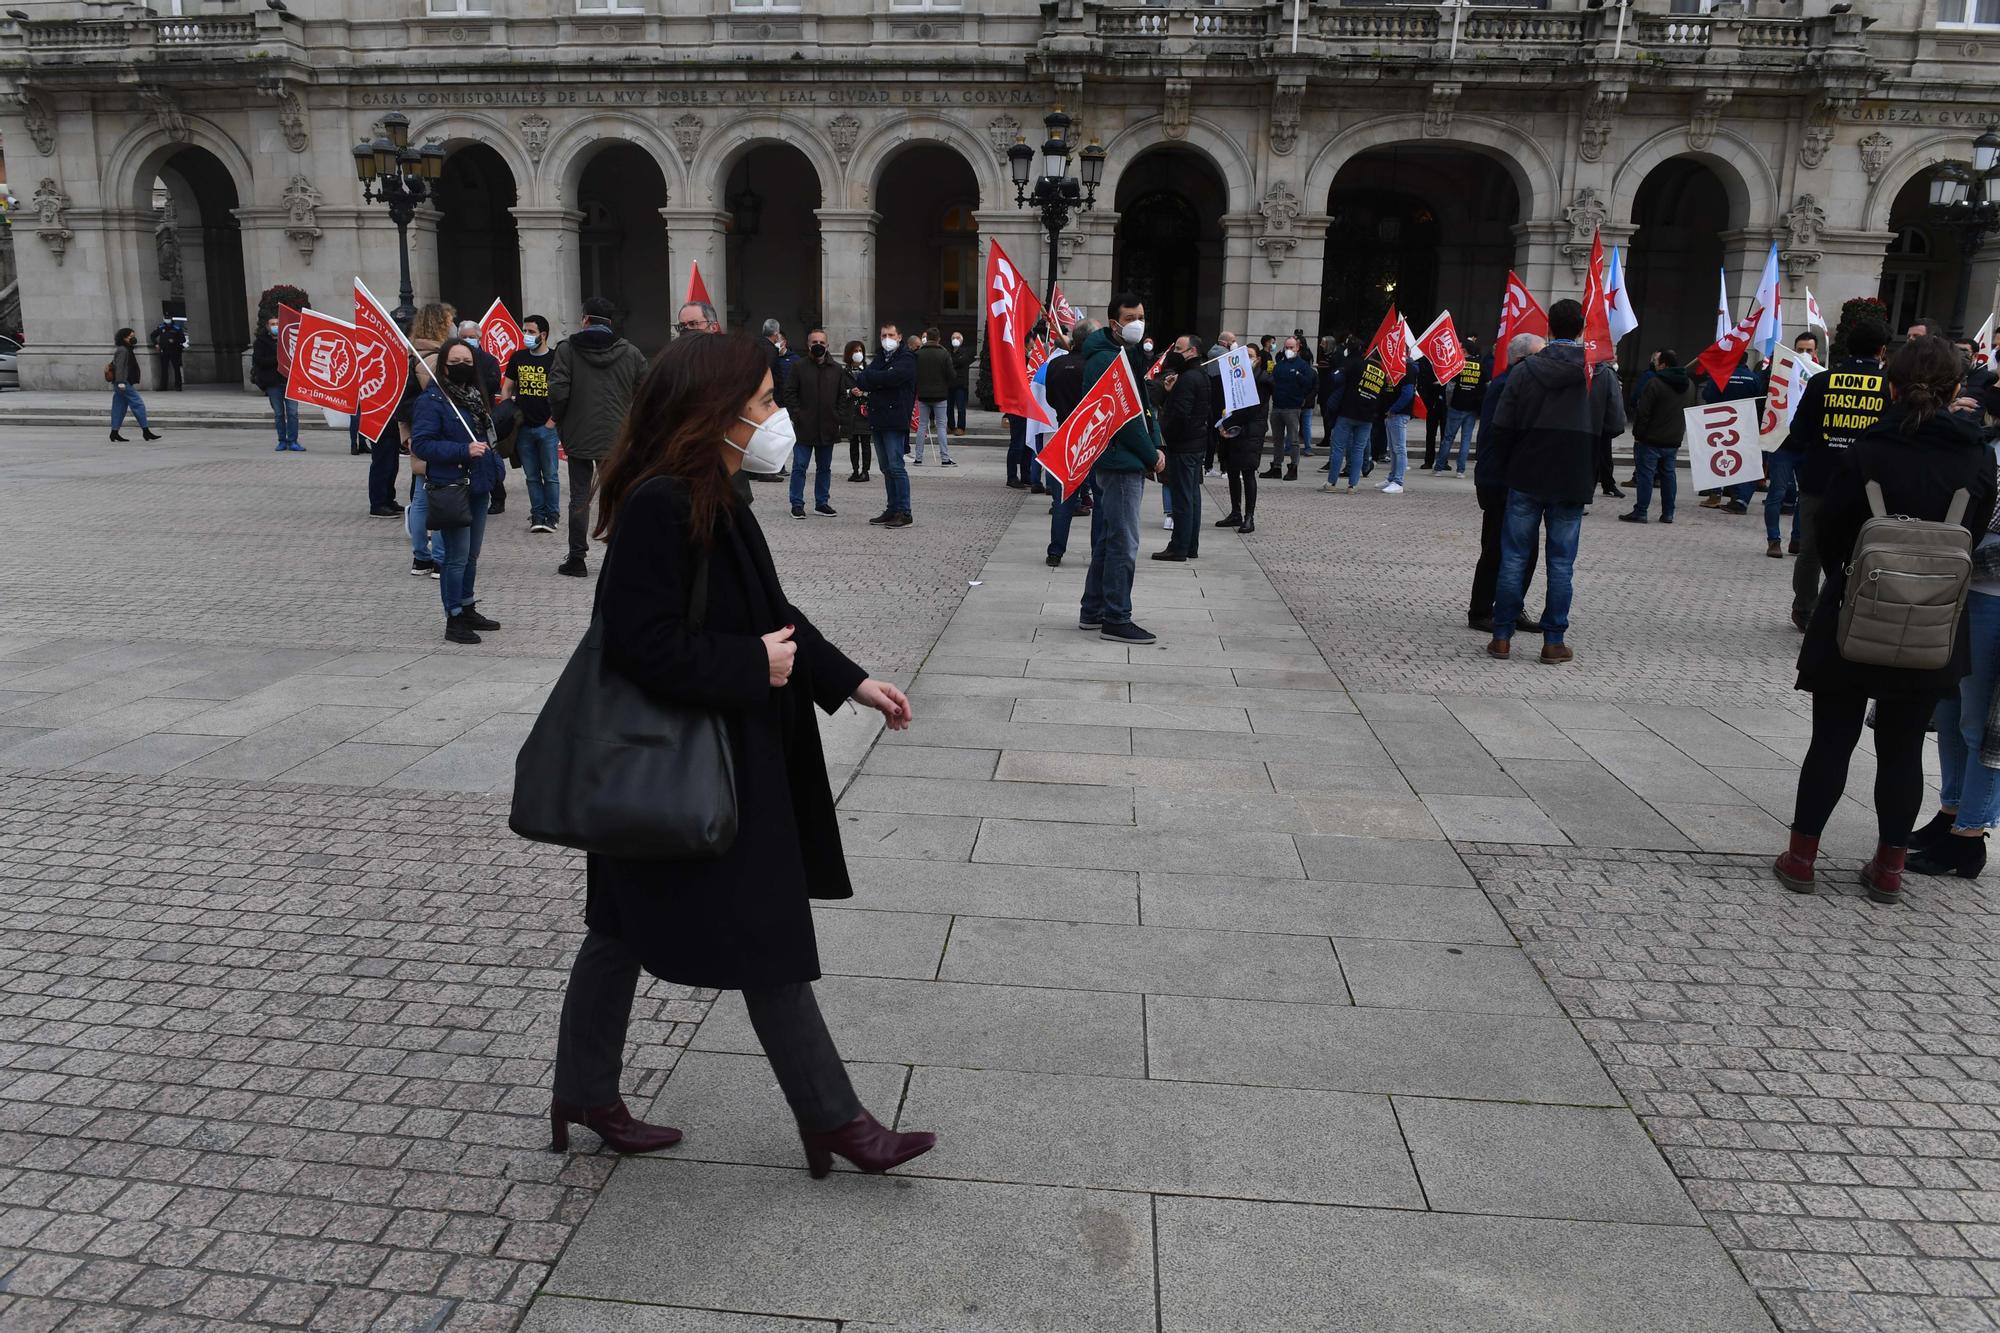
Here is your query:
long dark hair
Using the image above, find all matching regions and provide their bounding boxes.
[594,332,770,545]
[1886,335,1963,437]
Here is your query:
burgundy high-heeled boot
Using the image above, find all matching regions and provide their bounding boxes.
[1773,830,1819,893]
[799,1110,936,1180]
[1861,844,1906,906]
[549,1098,683,1154]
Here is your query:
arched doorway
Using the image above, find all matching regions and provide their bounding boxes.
[1113,147,1226,344]
[433,144,521,319]
[1879,174,1960,336]
[1319,147,1518,345]
[873,145,981,342]
[723,144,821,340]
[148,147,247,384]
[577,145,672,353]
[1626,158,1730,365]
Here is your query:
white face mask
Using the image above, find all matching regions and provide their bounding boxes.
[1119,319,1145,346]
[524,333,540,350]
[881,337,900,354]
[850,351,864,365]
[951,337,963,348]
[1282,348,1294,359]
[729,410,796,474]
[1142,340,1154,354]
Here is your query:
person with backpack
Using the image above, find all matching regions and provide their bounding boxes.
[1774,335,1996,906]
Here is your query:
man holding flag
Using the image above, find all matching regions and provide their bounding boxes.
[1076,293,1166,645]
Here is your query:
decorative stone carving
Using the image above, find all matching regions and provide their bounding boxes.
[1560,187,1608,278]
[1687,90,1730,153]
[985,114,1020,162]
[1271,75,1306,156]
[1579,88,1624,164]
[18,93,55,156]
[1423,83,1461,139]
[1799,125,1834,170]
[141,89,191,144]
[670,113,703,166]
[283,174,323,266]
[520,113,550,165]
[1164,80,1190,140]
[1255,180,1302,276]
[1782,193,1826,251]
[828,113,860,165]
[275,89,308,153]
[1858,130,1893,184]
[32,178,73,267]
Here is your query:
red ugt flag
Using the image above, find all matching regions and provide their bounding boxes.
[1694,303,1766,396]
[276,304,302,378]
[1049,282,1083,336]
[284,308,362,413]
[1364,305,1401,363]
[353,279,410,445]
[1493,271,1548,374]
[1035,343,1143,501]
[985,240,1051,426]
[1415,311,1467,383]
[480,298,523,370]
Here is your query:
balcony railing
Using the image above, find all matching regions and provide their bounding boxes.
[10,11,286,60]
[1096,5,1267,39]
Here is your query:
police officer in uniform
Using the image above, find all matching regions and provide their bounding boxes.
[1782,316,1891,631]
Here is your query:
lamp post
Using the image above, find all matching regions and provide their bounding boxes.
[351,112,446,332]
[1007,108,1107,319]
[1925,128,2000,340]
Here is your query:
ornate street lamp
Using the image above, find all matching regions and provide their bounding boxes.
[352,111,445,331]
[1008,108,1107,316]
[1925,128,2000,340]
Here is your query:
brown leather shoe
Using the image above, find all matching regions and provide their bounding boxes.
[1485,638,1510,660]
[550,1098,683,1154]
[800,1109,937,1180]
[1540,642,1575,665]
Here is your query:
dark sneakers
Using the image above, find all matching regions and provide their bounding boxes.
[445,618,481,645]
[459,605,500,632]
[887,512,913,528]
[792,504,808,520]
[557,556,588,578]
[411,558,437,577]
[816,503,838,517]
[1100,621,1157,644]
[369,505,401,519]
[1618,511,1648,524]
[1151,550,1187,562]
[868,510,896,525]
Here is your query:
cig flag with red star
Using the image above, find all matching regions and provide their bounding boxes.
[985,240,1051,426]
[285,308,362,413]
[353,279,410,446]
[1493,272,1547,374]
[479,298,523,369]
[1034,343,1143,501]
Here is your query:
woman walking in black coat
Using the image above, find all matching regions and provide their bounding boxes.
[1774,335,1996,905]
[1214,360,1272,535]
[549,332,934,1180]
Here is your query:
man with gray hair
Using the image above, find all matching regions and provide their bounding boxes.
[1467,331,1546,634]
[676,300,721,336]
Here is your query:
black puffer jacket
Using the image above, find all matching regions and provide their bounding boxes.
[1486,341,1627,506]
[1631,366,1699,447]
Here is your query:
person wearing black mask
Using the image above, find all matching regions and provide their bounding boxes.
[1154,336,1211,561]
[779,328,851,520]
[411,339,506,644]
[108,327,161,443]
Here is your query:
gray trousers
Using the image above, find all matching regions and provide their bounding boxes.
[566,457,597,562]
[1270,408,1304,465]
[553,931,861,1133]
[1792,494,1823,622]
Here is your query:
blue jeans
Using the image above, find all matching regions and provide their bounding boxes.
[264,385,297,448]
[518,424,561,524]
[789,442,834,508]
[1493,491,1584,643]
[1632,444,1678,519]
[110,385,150,433]
[1081,470,1144,626]
[1300,407,1314,455]
[1764,449,1801,543]
[1330,417,1372,487]
[408,475,446,563]
[913,402,950,461]
[1384,414,1410,484]
[1438,408,1479,473]
[439,500,488,616]
[1049,474,1094,559]
[1936,590,2000,831]
[949,385,969,432]
[1007,415,1031,485]
[873,428,911,514]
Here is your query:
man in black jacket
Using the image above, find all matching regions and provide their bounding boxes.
[780,328,851,520]
[1154,335,1211,562]
[1783,317,1889,630]
[948,330,976,436]
[1483,300,1625,665]
[850,322,919,527]
[1467,334,1543,633]
[1435,336,1487,477]
[551,297,649,577]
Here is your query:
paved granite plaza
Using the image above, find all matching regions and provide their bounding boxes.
[0,419,1995,1332]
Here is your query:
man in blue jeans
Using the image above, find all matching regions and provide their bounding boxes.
[1322,349,1390,494]
[1434,334,1488,476]
[850,321,917,528]
[1483,299,1626,666]
[502,315,561,532]
[1077,295,1166,644]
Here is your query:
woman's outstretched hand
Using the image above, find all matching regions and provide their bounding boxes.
[853,679,912,731]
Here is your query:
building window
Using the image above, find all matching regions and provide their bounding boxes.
[427,0,490,14]
[891,0,962,8]
[731,0,801,9]
[577,0,643,10]
[1880,226,1933,335]
[1667,0,1715,13]
[939,204,977,317]
[1939,0,2000,24]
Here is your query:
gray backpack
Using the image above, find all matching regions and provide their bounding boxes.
[1836,480,1973,670]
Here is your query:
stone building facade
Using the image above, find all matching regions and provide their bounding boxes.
[0,0,1996,389]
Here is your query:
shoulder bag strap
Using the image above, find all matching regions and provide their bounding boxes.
[1946,488,1971,527]
[1865,479,1887,518]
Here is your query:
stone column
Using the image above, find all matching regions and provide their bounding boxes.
[1221,214,1259,335]
[660,208,731,329]
[514,207,585,340]
[1800,229,1892,341]
[815,208,879,333]
[973,208,1051,309]
[1511,220,1569,308]
[1067,211,1119,324]
[1290,213,1331,340]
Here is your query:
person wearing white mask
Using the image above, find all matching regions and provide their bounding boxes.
[1075,293,1168,644]
[841,339,872,483]
[848,322,919,527]
[548,330,933,1179]
[948,329,976,436]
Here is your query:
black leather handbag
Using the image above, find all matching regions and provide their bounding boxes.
[424,477,474,531]
[509,548,738,860]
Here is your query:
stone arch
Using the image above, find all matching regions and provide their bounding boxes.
[846,114,1004,211]
[543,115,687,210]
[1303,114,1556,223]
[1862,132,1972,234]
[688,113,839,211]
[1097,117,1255,217]
[407,111,536,202]
[106,114,257,214]
[1607,126,1775,230]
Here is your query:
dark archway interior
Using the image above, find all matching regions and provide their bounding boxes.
[1880,173,1961,338]
[578,145,672,354]
[434,144,522,320]
[1113,148,1227,345]
[1627,158,1729,367]
[874,146,981,342]
[158,147,247,380]
[725,144,822,339]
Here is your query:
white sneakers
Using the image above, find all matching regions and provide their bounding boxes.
[1379,482,1405,495]
[1164,515,1175,531]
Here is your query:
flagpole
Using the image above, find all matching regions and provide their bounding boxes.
[357,276,477,441]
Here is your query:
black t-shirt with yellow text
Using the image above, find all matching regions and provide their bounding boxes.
[505,348,556,427]
[1787,356,1889,496]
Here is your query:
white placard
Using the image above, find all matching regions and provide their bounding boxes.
[1759,345,1823,448]
[1685,399,1765,491]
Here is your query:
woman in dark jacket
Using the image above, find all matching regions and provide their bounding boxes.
[842,338,871,483]
[1775,335,1996,905]
[550,331,934,1181]
[251,315,298,452]
[108,327,160,443]
[1215,364,1272,534]
[410,338,506,644]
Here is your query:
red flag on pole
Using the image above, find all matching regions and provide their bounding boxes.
[353,279,411,445]
[1145,350,1170,381]
[1693,303,1766,396]
[686,259,712,310]
[1493,272,1548,374]
[1581,232,1616,366]
[284,309,362,413]
[1378,317,1411,384]
[276,304,302,378]
[1049,283,1083,336]
[1364,306,1401,362]
[1415,311,1467,383]
[479,298,523,370]
[1034,342,1144,501]
[984,240,1051,425]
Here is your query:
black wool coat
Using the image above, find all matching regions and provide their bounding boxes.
[1797,408,1997,701]
[584,475,867,989]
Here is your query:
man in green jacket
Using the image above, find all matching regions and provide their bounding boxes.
[550,297,648,578]
[1078,293,1167,644]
